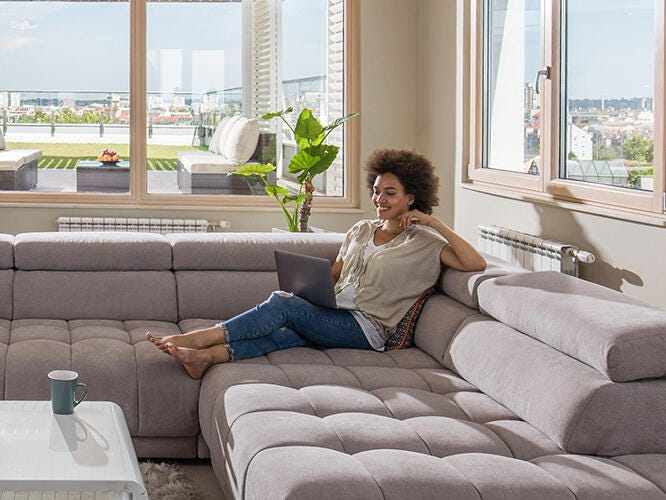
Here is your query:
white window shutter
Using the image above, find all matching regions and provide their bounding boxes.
[325,0,345,196]
[250,0,280,130]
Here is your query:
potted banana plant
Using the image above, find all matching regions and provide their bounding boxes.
[230,107,358,232]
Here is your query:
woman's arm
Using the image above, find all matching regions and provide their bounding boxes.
[399,210,486,272]
[331,254,344,284]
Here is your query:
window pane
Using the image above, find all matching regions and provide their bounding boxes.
[146,0,242,195]
[562,0,654,191]
[280,0,329,191]
[0,1,130,193]
[484,0,542,174]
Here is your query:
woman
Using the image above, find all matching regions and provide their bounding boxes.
[147,148,486,378]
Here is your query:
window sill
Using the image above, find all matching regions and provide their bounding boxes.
[462,180,666,227]
[0,193,363,212]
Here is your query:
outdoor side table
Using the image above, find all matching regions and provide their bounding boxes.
[76,160,130,193]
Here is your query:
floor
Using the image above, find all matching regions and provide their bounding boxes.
[178,459,227,499]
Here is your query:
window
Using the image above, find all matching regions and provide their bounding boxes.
[469,0,665,215]
[0,1,130,194]
[0,0,358,208]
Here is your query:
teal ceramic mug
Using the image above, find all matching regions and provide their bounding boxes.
[48,370,87,415]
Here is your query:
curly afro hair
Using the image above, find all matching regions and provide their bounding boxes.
[364,148,440,215]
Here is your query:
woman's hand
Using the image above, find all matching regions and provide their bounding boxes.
[399,209,433,229]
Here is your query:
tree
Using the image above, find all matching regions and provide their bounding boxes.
[593,144,618,161]
[622,136,653,164]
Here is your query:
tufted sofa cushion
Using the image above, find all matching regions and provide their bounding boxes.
[198,340,666,500]
[197,338,568,499]
[1,318,200,457]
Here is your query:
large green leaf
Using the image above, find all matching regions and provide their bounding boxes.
[265,185,290,197]
[229,163,276,178]
[288,148,320,175]
[324,112,359,132]
[288,144,339,184]
[261,107,293,121]
[294,109,325,149]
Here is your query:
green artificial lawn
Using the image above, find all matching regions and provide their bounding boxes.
[6,142,207,171]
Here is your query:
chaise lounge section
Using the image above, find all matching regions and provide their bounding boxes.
[0,231,664,499]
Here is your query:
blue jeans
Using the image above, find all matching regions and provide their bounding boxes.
[218,291,371,360]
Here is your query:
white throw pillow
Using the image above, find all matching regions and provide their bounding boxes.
[223,117,260,165]
[208,116,230,154]
[216,114,243,154]
[0,128,5,150]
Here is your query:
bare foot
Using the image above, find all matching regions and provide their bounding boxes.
[146,332,174,354]
[146,326,226,354]
[166,343,230,379]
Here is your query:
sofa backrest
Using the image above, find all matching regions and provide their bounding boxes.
[167,232,345,321]
[13,232,177,321]
[0,234,13,320]
[438,270,666,456]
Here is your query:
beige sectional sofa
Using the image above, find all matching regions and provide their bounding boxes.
[1,231,665,499]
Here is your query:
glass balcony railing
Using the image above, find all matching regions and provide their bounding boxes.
[0,88,242,145]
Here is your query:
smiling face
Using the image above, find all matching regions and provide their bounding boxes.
[372,173,414,221]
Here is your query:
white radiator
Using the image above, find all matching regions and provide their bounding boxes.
[477,224,595,277]
[56,216,215,234]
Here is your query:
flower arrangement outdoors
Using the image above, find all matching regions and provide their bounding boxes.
[229,107,358,232]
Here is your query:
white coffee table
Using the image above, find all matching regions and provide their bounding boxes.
[0,401,147,499]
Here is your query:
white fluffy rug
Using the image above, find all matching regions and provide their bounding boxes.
[140,461,204,500]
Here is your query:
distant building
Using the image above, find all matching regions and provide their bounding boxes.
[524,83,538,116]
[202,93,219,111]
[173,95,186,108]
[567,119,593,160]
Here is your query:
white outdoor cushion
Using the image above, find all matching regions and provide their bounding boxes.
[0,128,5,150]
[0,149,42,171]
[216,115,243,154]
[208,116,231,154]
[179,152,236,174]
[222,117,260,165]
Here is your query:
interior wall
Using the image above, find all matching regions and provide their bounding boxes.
[416,0,458,224]
[417,0,666,309]
[0,0,420,235]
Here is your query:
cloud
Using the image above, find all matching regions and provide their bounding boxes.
[10,20,38,31]
[0,37,41,52]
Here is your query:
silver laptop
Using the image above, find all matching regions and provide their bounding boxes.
[274,250,337,308]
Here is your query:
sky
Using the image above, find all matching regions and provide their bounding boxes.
[0,0,325,94]
[497,0,654,100]
[0,0,656,100]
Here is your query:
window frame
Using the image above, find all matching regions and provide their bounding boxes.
[467,0,666,217]
[0,0,360,211]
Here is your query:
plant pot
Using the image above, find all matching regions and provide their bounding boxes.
[271,226,330,233]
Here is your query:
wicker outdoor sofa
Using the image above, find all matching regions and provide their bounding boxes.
[0,129,41,191]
